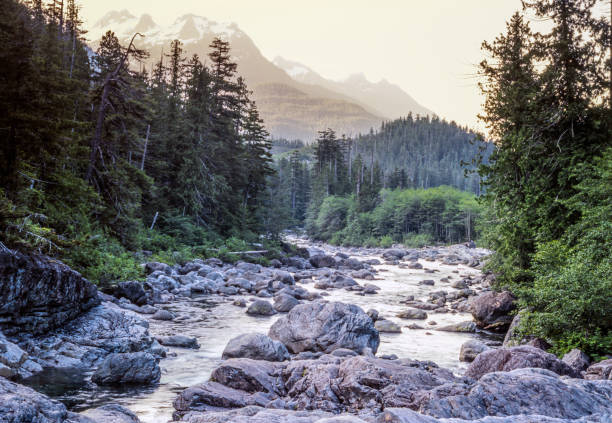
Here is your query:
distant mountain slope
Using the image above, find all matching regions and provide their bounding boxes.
[88,11,431,140]
[273,57,434,120]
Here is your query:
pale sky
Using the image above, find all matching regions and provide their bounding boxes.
[79,1,532,132]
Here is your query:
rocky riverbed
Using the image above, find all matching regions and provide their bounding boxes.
[1,239,611,423]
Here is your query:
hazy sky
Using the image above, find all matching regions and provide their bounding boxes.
[79,1,531,131]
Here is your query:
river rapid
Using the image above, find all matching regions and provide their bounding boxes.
[29,239,498,423]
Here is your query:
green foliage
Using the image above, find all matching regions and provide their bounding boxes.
[308,186,484,247]
[0,0,277,285]
[478,1,611,355]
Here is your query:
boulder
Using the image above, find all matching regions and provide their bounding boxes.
[91,352,160,385]
[465,345,581,379]
[469,290,515,331]
[268,301,379,354]
[585,358,612,380]
[407,262,423,269]
[562,349,591,372]
[351,269,375,280]
[247,300,276,316]
[396,308,427,320]
[273,294,300,313]
[459,340,490,362]
[222,333,289,362]
[0,250,100,336]
[158,335,200,349]
[344,258,364,270]
[309,255,337,268]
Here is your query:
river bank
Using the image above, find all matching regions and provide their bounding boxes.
[1,239,610,422]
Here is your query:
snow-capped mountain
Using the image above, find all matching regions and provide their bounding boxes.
[88,11,433,140]
[273,57,433,120]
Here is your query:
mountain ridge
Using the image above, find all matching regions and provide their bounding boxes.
[88,11,434,141]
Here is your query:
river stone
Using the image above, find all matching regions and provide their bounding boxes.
[382,249,407,259]
[374,319,402,333]
[152,309,174,321]
[158,335,200,349]
[247,300,276,316]
[144,261,171,275]
[465,345,581,379]
[396,308,428,320]
[459,340,490,362]
[222,333,289,362]
[351,269,375,280]
[273,270,295,285]
[309,255,337,268]
[407,262,423,269]
[78,403,141,423]
[0,250,100,336]
[92,352,160,385]
[115,281,148,305]
[268,301,379,354]
[469,290,515,331]
[435,321,477,333]
[273,294,300,312]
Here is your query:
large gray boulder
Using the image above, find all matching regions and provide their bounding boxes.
[469,290,515,331]
[0,250,100,336]
[268,301,379,354]
[222,333,289,362]
[91,352,160,385]
[465,345,581,379]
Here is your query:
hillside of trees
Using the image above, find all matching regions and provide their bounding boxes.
[0,0,279,284]
[476,1,611,357]
[351,116,492,194]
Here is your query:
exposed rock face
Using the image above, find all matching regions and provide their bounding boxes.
[20,302,155,373]
[465,346,581,379]
[469,290,515,331]
[173,354,461,418]
[175,406,350,423]
[268,301,379,354]
[0,250,100,336]
[222,333,289,362]
[91,352,160,385]
[422,368,612,421]
[0,374,69,421]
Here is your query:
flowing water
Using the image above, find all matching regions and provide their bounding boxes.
[27,242,498,423]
